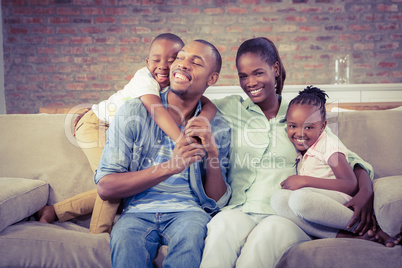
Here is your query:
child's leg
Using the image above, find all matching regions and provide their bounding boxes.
[40,110,118,232]
[288,187,356,231]
[271,189,339,238]
[53,189,98,222]
[273,188,400,246]
[75,110,120,233]
[89,194,120,234]
[74,109,108,173]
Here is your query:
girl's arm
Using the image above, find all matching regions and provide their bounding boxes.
[141,94,183,142]
[344,165,376,235]
[281,152,358,195]
[199,96,217,122]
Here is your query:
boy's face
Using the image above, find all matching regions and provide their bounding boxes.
[286,104,326,154]
[146,39,183,89]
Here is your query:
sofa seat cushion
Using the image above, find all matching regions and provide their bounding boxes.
[0,177,48,232]
[276,238,402,268]
[0,221,112,268]
[374,175,402,237]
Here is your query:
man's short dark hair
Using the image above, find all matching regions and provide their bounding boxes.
[194,39,222,74]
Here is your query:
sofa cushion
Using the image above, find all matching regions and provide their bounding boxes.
[374,175,402,237]
[276,238,402,268]
[0,221,111,268]
[335,110,402,179]
[0,177,48,232]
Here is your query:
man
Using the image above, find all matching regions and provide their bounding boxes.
[95,40,231,268]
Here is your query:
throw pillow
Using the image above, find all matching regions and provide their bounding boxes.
[374,175,402,237]
[0,177,49,232]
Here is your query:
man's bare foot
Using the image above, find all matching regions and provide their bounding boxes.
[337,227,400,247]
[37,205,57,223]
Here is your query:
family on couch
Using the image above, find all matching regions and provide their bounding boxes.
[37,34,401,268]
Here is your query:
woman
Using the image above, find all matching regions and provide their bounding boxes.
[200,37,375,268]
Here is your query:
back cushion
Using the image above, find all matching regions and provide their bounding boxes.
[0,114,95,204]
[331,110,402,179]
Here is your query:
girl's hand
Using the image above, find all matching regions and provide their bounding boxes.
[344,189,376,235]
[281,175,307,190]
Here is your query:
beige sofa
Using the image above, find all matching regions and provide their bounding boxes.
[0,109,401,268]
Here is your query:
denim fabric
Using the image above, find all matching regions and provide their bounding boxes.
[95,90,232,215]
[111,211,211,268]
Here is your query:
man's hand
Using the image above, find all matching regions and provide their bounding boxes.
[184,116,227,202]
[165,136,205,174]
[184,117,219,157]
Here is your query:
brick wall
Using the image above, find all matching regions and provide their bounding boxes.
[2,0,401,113]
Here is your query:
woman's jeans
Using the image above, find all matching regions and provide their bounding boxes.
[111,211,211,268]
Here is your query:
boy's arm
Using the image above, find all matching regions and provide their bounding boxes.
[141,94,183,143]
[199,96,217,122]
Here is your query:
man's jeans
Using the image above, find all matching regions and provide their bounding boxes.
[111,211,211,268]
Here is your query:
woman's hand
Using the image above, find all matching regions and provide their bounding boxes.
[344,165,376,235]
[344,188,376,235]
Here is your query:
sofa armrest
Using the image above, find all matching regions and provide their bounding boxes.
[374,175,402,237]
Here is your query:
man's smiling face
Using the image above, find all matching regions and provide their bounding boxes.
[169,41,218,98]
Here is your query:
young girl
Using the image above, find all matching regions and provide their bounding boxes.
[38,33,217,234]
[271,85,401,247]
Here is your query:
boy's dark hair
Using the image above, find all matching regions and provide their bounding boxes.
[288,85,329,122]
[235,37,286,95]
[194,39,222,74]
[151,33,185,48]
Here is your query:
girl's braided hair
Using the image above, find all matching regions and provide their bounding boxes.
[288,85,329,121]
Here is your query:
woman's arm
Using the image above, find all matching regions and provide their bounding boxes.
[343,165,376,235]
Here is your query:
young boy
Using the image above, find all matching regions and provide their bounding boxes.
[38,33,217,234]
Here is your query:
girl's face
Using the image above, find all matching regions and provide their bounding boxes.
[236,52,278,104]
[286,104,326,154]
